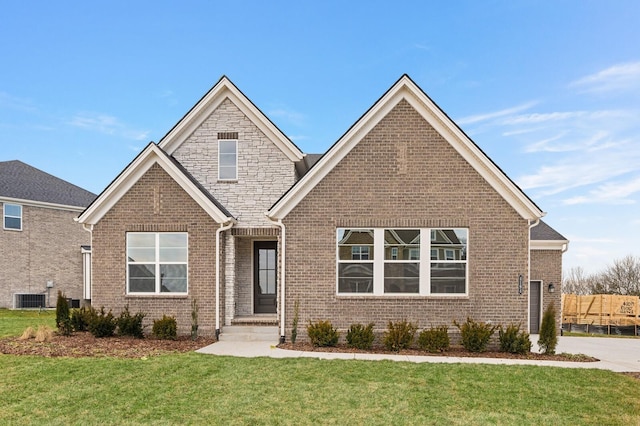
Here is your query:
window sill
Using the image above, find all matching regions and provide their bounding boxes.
[125,294,189,299]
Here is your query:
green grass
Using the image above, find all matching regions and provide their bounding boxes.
[0,308,56,337]
[1,310,640,425]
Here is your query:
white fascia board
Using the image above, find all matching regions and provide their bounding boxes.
[531,240,570,251]
[0,196,86,212]
[159,77,303,162]
[268,76,544,221]
[77,144,233,225]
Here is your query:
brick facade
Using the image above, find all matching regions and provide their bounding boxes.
[282,100,531,338]
[91,163,220,336]
[531,249,563,331]
[0,202,88,308]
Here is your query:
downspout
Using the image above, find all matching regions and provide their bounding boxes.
[527,218,540,333]
[267,216,286,343]
[82,223,93,301]
[216,220,234,340]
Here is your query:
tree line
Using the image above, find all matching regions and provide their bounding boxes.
[563,255,640,296]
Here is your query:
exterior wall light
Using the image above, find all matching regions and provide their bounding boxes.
[548,283,555,293]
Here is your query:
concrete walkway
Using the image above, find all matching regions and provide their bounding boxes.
[196,335,640,372]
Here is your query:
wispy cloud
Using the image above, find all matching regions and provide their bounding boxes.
[569,61,640,94]
[268,106,306,127]
[0,92,37,112]
[69,112,149,141]
[456,101,537,125]
[563,175,640,205]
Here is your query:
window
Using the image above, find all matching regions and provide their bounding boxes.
[127,233,188,294]
[218,140,237,180]
[337,229,374,293]
[3,203,22,230]
[336,228,468,296]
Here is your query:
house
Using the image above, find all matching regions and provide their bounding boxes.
[77,75,568,341]
[0,161,96,308]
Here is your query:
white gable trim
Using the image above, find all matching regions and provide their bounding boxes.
[159,76,304,162]
[268,75,545,221]
[77,144,234,225]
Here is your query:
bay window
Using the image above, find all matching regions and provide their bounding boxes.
[336,228,468,296]
[127,232,188,294]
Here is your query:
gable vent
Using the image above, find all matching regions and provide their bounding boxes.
[218,132,238,139]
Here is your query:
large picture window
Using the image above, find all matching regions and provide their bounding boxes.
[127,232,188,294]
[3,203,22,230]
[336,228,468,296]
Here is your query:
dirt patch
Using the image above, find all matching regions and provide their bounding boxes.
[0,332,215,358]
[278,342,599,362]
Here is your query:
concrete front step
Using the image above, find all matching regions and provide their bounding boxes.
[219,325,280,343]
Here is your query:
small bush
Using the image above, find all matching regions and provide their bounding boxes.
[88,307,117,338]
[55,291,72,336]
[453,317,497,352]
[498,324,532,354]
[346,323,375,350]
[34,325,54,342]
[152,315,177,340]
[383,320,417,352]
[291,300,300,344]
[19,326,35,340]
[417,325,450,353]
[70,306,93,332]
[117,305,146,338]
[538,302,558,354]
[307,320,339,347]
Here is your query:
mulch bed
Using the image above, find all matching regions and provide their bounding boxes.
[0,332,215,358]
[278,342,599,362]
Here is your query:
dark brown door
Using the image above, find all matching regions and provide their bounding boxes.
[530,281,542,333]
[254,241,277,314]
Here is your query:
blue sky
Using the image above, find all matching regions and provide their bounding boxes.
[2,1,639,275]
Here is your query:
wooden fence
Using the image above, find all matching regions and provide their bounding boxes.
[562,294,640,331]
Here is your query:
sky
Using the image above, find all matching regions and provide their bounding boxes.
[1,1,639,276]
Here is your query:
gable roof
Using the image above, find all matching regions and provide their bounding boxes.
[530,220,569,251]
[77,143,234,226]
[0,160,96,210]
[159,76,305,162]
[267,74,545,221]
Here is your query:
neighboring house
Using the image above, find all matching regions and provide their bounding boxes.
[0,161,96,308]
[78,75,568,341]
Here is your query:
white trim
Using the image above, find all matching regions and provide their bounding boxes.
[77,144,235,225]
[3,202,22,231]
[0,196,86,212]
[268,75,545,221]
[531,240,570,251]
[159,76,304,162]
[216,221,234,334]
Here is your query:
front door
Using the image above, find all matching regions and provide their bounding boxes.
[254,241,277,314]
[529,281,542,333]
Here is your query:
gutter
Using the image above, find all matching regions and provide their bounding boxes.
[266,216,286,343]
[215,220,234,339]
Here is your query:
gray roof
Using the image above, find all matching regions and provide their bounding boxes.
[530,220,567,241]
[0,160,96,208]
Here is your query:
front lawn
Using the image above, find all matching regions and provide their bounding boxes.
[0,308,55,337]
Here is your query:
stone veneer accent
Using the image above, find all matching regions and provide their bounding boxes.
[0,203,89,308]
[172,97,297,228]
[282,99,531,340]
[531,249,563,332]
[91,163,220,337]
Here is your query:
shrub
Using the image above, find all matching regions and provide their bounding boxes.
[307,320,339,347]
[538,302,558,354]
[34,325,54,342]
[417,325,450,353]
[453,317,497,352]
[191,299,199,341]
[117,305,146,338]
[383,320,417,352]
[498,324,532,354]
[19,326,35,340]
[55,291,72,336]
[291,300,300,344]
[70,306,93,332]
[88,307,117,338]
[346,323,375,350]
[152,315,177,340]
